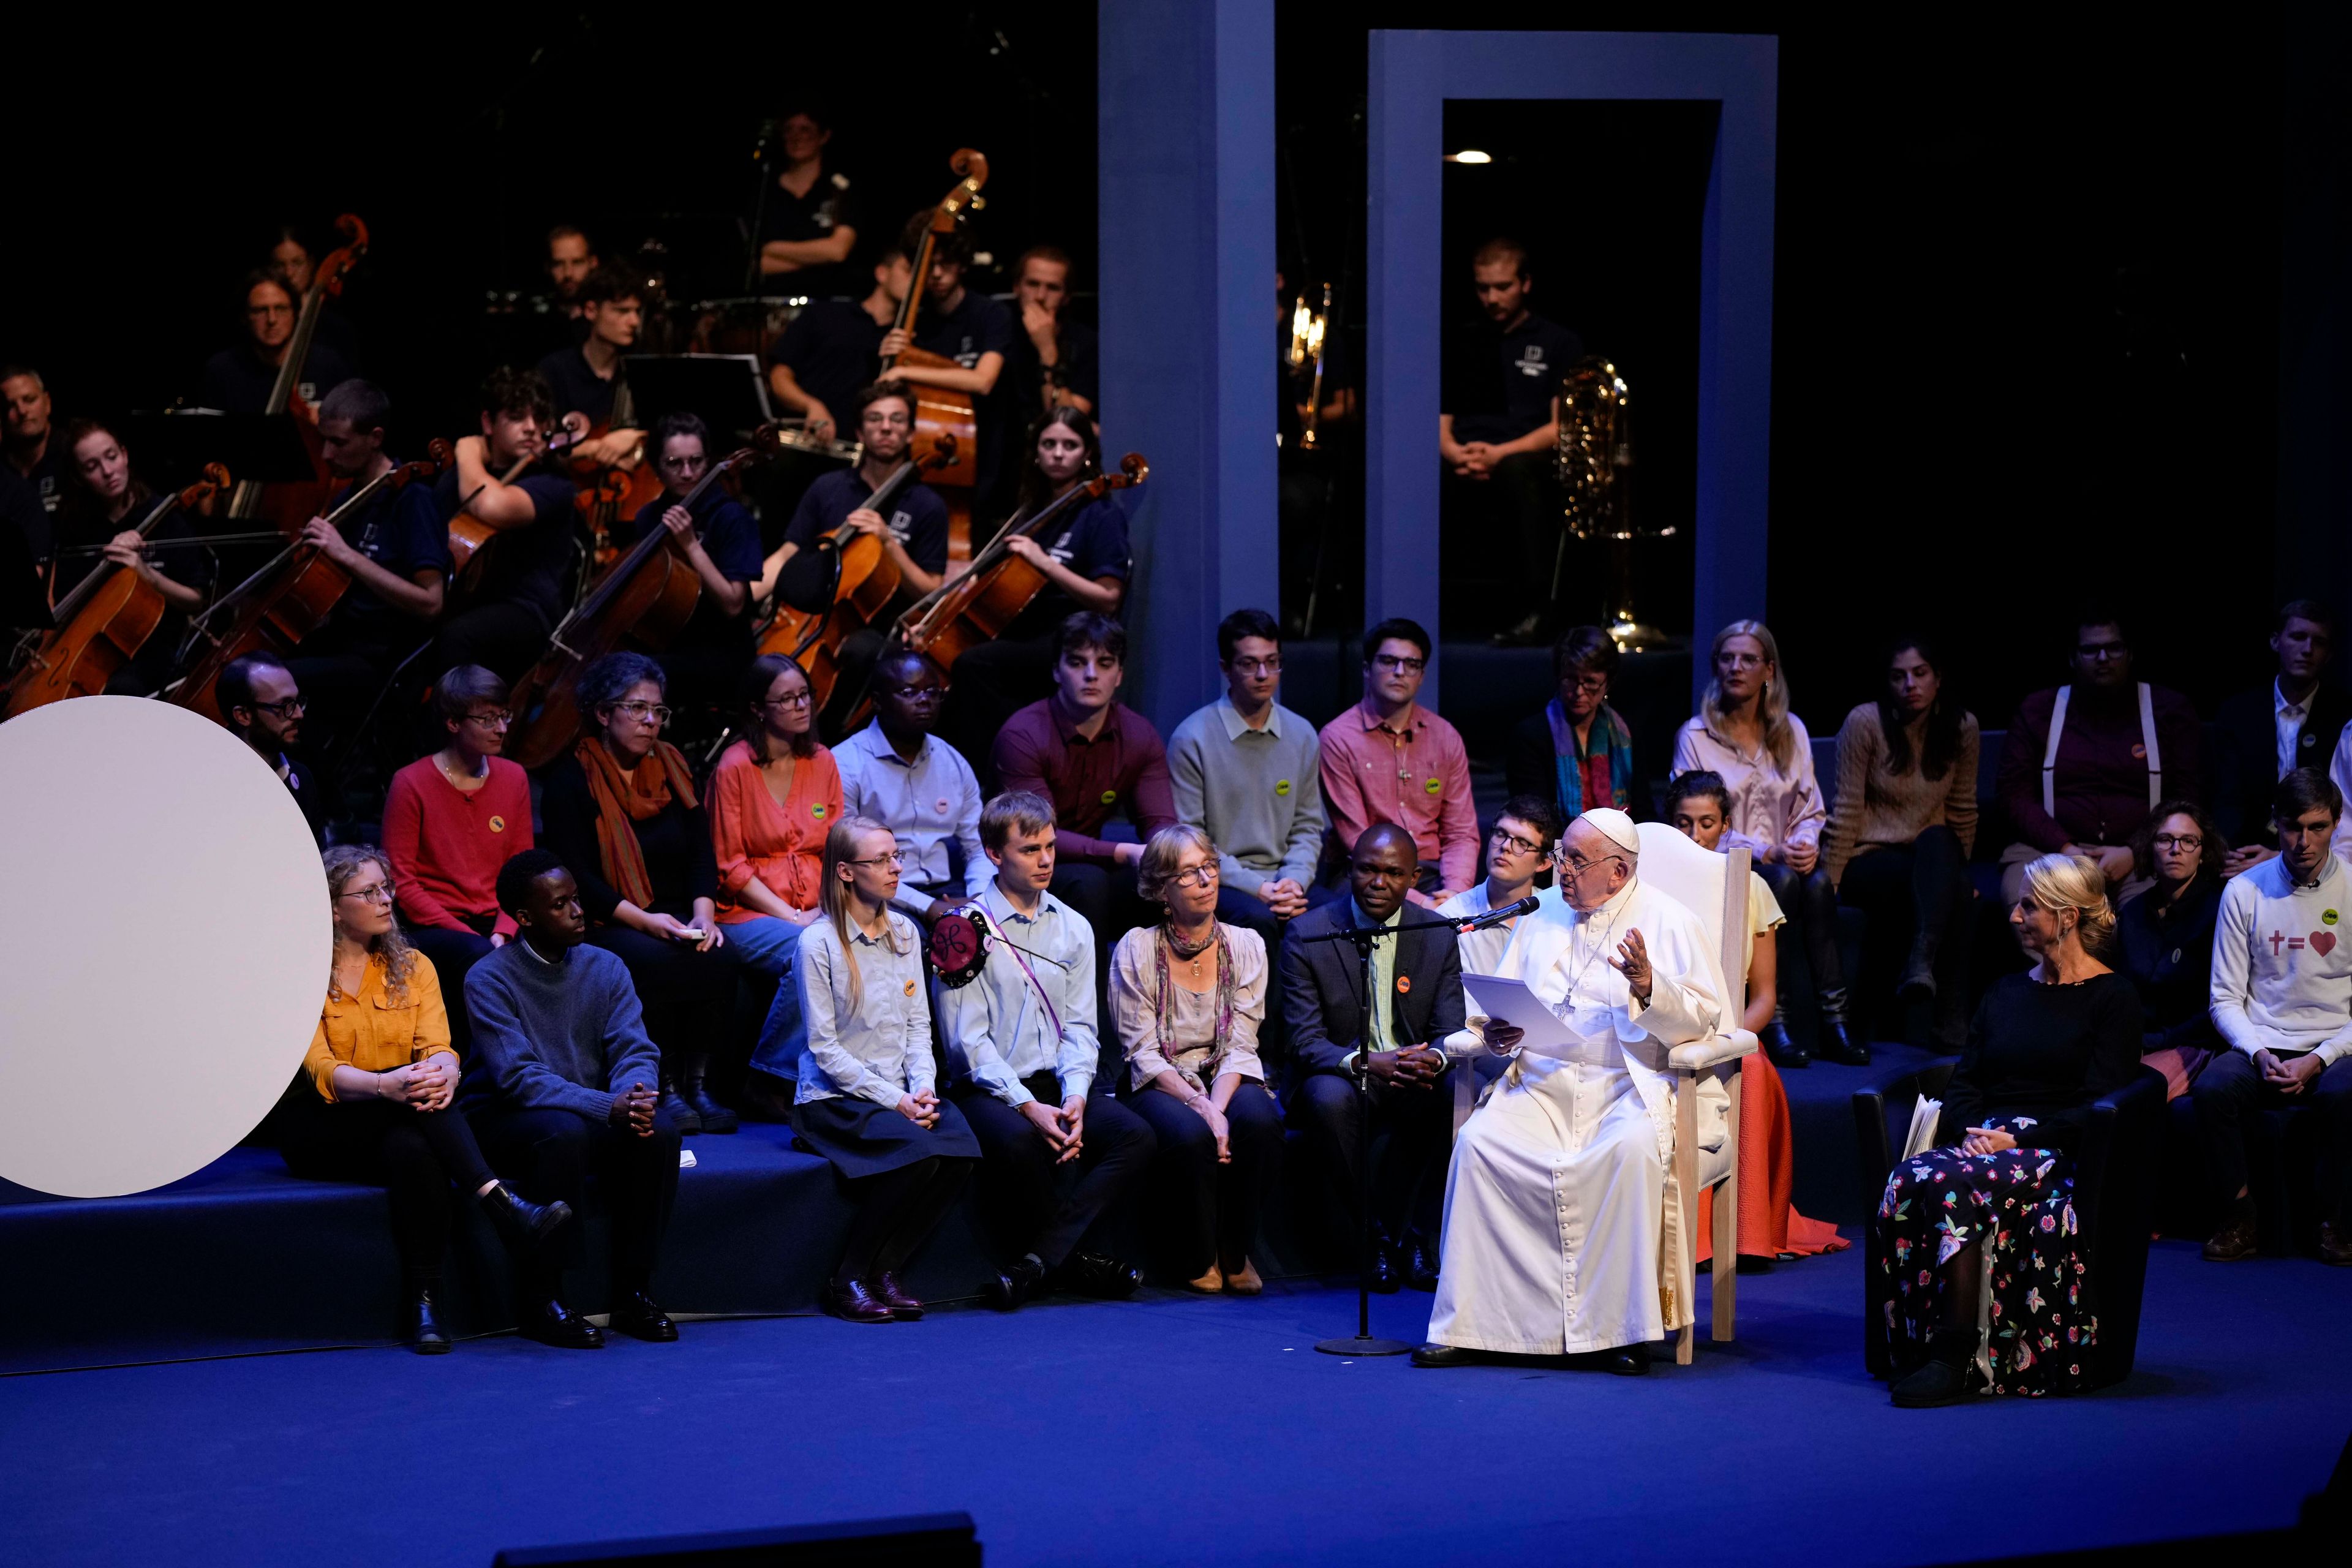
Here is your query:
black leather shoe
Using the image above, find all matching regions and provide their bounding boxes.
[1760,1017,1808,1069]
[1366,1228,1403,1294]
[404,1287,451,1354]
[479,1184,573,1251]
[1891,1353,1971,1407]
[986,1256,1049,1311]
[521,1297,603,1349]
[682,1064,737,1134]
[1405,1231,1439,1292]
[1056,1251,1144,1300]
[1814,999,1871,1066]
[871,1271,925,1320]
[823,1277,895,1324]
[1411,1341,1480,1368]
[2203,1200,2260,1262]
[608,1289,678,1342]
[1594,1344,1650,1376]
[658,1077,703,1136]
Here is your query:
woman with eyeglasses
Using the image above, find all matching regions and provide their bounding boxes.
[793,816,981,1322]
[540,652,739,1134]
[1109,824,1281,1294]
[1672,619,1861,1066]
[279,846,571,1352]
[2117,799,2227,1097]
[713,653,845,1107]
[613,412,763,717]
[382,664,535,1059]
[1822,636,1981,1050]
[1506,625,1653,829]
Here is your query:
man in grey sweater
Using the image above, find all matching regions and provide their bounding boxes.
[1167,608,1329,958]
[463,848,682,1348]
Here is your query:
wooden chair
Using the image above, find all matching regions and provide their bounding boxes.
[1632,823,1762,1366]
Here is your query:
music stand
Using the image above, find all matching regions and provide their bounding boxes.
[623,354,775,438]
[118,410,317,491]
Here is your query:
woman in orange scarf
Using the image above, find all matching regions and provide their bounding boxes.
[540,652,741,1135]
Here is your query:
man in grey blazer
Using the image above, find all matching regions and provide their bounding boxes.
[1282,823,1469,1291]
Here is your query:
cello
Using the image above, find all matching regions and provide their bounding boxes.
[895,452,1147,674]
[168,441,453,724]
[4,464,233,717]
[501,425,783,769]
[224,214,369,530]
[753,432,957,715]
[881,149,988,568]
[445,413,589,593]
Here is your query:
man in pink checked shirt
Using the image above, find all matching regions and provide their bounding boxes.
[1317,617,1480,909]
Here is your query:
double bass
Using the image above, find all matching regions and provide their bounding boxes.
[882,149,988,567]
[224,214,369,530]
[754,432,957,715]
[895,453,1148,673]
[502,426,782,769]
[4,464,233,717]
[168,442,453,723]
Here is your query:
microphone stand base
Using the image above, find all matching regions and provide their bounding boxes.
[1314,1335,1412,1357]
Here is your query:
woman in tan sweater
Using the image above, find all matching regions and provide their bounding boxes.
[1823,638,1980,1047]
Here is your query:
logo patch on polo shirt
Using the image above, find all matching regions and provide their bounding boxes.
[1424,777,1442,794]
[1275,779,1292,796]
[488,815,507,833]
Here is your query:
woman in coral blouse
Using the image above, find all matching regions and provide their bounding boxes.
[277,847,570,1353]
[710,653,843,1100]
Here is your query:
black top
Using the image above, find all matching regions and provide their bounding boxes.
[1504,708,1657,824]
[1441,312,1583,445]
[1000,492,1132,641]
[2115,877,2224,1054]
[535,345,623,428]
[325,467,453,645]
[49,500,209,601]
[617,487,763,652]
[2209,680,2352,848]
[429,465,579,621]
[197,342,355,416]
[9,440,69,525]
[767,300,886,426]
[274,751,342,846]
[785,466,951,577]
[756,165,864,300]
[539,752,720,922]
[1004,315,1100,423]
[0,468,45,627]
[1940,971,2144,1156]
[913,288,1014,374]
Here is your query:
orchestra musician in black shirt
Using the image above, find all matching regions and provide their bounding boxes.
[1,364,64,539]
[198,271,356,415]
[429,369,582,683]
[535,264,646,469]
[1005,246,1098,420]
[884,215,1014,518]
[755,105,862,300]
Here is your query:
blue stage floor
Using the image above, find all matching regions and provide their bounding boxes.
[3,1240,2342,1567]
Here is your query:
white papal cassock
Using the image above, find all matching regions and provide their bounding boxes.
[1426,873,1725,1355]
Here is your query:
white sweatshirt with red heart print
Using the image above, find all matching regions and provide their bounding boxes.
[2210,851,2352,1066]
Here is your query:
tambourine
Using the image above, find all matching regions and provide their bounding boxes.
[926,907,992,988]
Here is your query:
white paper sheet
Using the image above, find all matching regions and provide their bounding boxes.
[1459,973,1582,1055]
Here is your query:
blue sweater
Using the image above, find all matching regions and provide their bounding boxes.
[461,940,661,1120]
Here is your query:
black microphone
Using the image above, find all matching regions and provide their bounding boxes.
[1457,895,1539,933]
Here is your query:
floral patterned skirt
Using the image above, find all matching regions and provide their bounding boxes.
[1875,1128,2096,1398]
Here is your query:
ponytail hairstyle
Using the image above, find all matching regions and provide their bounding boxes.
[819,815,908,1012]
[1700,619,1798,772]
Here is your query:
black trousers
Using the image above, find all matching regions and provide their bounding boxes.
[1439,452,1569,633]
[433,600,552,685]
[1758,859,1846,1007]
[1129,1080,1283,1275]
[409,924,496,1061]
[837,1155,974,1283]
[469,1102,681,1299]
[277,1096,496,1284]
[1838,826,1971,1044]
[587,924,738,1074]
[953,1076,1156,1268]
[2190,1049,2352,1222]
[1289,1067,1451,1240]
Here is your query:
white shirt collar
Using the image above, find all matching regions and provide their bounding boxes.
[2277,679,2310,720]
[1216,693,1283,741]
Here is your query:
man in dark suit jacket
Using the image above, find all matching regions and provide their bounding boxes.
[2212,600,2351,874]
[1281,823,1468,1292]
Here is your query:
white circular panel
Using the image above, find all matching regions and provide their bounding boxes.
[0,698,330,1196]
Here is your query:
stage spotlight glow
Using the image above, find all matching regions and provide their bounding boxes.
[1446,149,1493,164]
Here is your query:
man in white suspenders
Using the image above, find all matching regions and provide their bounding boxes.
[1994,612,2204,907]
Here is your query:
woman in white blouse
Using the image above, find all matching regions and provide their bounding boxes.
[793,815,981,1324]
[1110,824,1281,1294]
[1671,619,1864,1066]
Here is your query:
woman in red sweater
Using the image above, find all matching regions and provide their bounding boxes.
[383,665,535,1057]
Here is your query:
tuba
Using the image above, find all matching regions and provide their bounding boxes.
[1555,357,1678,649]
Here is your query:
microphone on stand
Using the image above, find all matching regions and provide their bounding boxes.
[1456,895,1539,933]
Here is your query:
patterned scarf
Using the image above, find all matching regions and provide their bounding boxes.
[1151,921,1237,1080]
[576,736,699,911]
[1546,698,1634,823]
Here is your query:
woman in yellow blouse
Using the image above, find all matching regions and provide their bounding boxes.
[278,846,571,1352]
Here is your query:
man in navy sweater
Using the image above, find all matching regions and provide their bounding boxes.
[464,848,682,1347]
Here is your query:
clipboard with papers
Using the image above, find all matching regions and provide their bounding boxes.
[1458,973,1585,1056]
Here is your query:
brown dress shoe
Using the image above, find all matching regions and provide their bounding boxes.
[823,1277,896,1324]
[2320,1221,2352,1267]
[1185,1263,1224,1294]
[1223,1258,1263,1295]
[2203,1204,2260,1262]
[870,1271,925,1320]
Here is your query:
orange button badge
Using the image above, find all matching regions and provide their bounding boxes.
[1396,974,1412,994]
[903,978,918,997]
[488,815,507,834]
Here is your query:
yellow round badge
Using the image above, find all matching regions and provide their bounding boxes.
[1423,777,1442,795]
[1099,790,1117,805]
[488,815,506,834]
[812,804,826,819]
[1275,779,1292,797]
[2328,909,2342,927]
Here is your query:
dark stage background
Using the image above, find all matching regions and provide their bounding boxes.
[4,4,2329,741]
